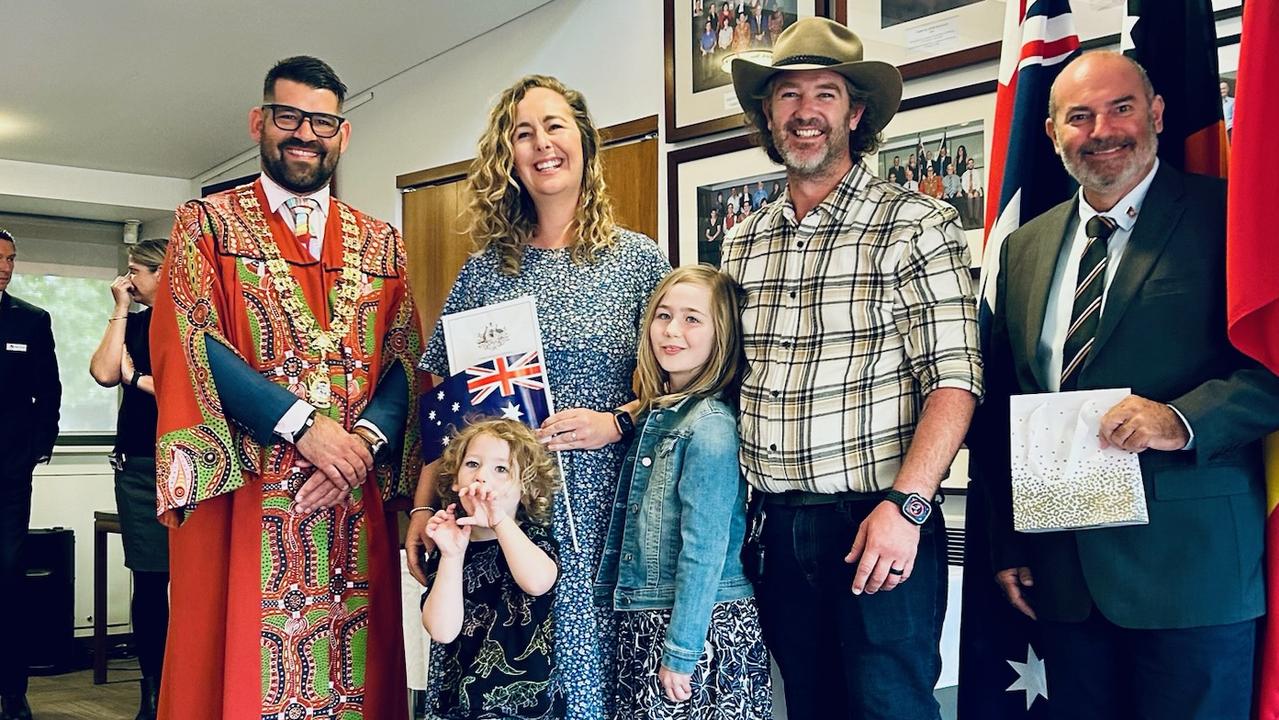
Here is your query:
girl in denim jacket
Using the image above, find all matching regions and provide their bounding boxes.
[596,265,772,718]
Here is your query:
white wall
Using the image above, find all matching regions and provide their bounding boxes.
[334,0,664,224]
[31,449,133,637]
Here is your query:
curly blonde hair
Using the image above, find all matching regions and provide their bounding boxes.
[466,74,616,275]
[635,265,745,412]
[435,419,559,525]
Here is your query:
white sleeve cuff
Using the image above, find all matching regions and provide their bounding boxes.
[275,400,317,443]
[1168,403,1196,451]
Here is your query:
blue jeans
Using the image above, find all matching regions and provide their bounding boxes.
[755,496,947,720]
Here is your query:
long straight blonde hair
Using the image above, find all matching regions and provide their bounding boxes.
[635,265,745,412]
[466,75,616,275]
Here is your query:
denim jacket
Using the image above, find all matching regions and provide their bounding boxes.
[593,393,753,674]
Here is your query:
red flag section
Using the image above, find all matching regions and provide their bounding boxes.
[1226,0,1279,376]
[1226,4,1279,719]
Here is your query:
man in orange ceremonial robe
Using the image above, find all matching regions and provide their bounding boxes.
[150,56,422,720]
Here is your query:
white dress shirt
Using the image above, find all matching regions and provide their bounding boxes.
[260,172,330,261]
[1036,160,1194,445]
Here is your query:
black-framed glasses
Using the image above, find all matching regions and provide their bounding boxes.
[261,103,345,138]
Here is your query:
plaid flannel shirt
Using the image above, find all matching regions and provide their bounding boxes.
[720,163,983,494]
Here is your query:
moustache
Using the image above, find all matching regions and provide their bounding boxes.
[1081,138,1133,155]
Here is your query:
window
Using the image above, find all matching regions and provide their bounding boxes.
[8,264,119,436]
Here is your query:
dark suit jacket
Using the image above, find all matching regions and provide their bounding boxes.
[972,164,1279,629]
[0,292,61,479]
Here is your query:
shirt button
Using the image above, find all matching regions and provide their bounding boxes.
[789,291,797,299]
[781,340,791,349]
[623,552,633,561]
[796,241,805,249]
[771,390,780,397]
[641,457,653,467]
[769,444,778,452]
[629,503,640,513]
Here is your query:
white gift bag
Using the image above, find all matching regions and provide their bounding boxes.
[1009,388,1148,532]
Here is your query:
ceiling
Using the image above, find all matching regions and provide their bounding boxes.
[0,0,551,180]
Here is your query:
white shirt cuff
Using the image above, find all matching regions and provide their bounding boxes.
[1168,403,1195,450]
[275,400,317,443]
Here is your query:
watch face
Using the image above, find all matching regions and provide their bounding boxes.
[902,493,931,524]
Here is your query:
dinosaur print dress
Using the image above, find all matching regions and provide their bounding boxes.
[423,522,565,719]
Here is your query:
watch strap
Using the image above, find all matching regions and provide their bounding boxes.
[292,410,318,445]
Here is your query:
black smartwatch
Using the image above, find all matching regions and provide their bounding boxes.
[612,409,636,442]
[884,490,932,526]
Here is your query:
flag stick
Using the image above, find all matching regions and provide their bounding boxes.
[554,450,581,553]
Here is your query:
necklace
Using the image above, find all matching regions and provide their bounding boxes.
[237,191,363,408]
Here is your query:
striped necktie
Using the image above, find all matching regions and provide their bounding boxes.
[1060,214,1119,390]
[283,197,321,249]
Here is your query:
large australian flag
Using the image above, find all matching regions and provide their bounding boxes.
[420,350,552,464]
[959,1,1079,718]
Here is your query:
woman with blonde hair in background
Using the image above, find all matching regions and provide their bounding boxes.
[406,74,669,718]
[88,238,170,720]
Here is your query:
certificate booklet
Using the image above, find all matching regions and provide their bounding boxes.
[440,295,545,375]
[1009,388,1148,533]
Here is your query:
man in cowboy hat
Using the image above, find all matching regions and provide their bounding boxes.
[720,17,982,718]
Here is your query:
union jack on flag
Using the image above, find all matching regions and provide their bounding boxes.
[466,350,546,403]
[419,351,553,464]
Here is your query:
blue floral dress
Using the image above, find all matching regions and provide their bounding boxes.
[419,230,670,718]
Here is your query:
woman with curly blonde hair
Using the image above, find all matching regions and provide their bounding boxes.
[410,74,669,718]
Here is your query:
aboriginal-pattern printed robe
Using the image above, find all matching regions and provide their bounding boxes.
[151,180,422,720]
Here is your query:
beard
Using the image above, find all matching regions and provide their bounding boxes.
[772,115,852,179]
[260,139,338,194]
[1059,114,1159,195]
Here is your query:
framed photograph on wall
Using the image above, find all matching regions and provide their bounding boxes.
[667,134,788,266]
[830,0,1242,81]
[665,0,828,142]
[872,81,997,266]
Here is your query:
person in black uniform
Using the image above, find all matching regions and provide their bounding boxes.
[89,238,170,720]
[0,228,61,720]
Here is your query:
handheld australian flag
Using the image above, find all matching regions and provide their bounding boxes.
[420,350,552,464]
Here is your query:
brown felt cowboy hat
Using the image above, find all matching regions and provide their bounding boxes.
[731,17,903,134]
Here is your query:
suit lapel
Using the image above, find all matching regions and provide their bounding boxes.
[1020,199,1077,390]
[1088,165,1185,364]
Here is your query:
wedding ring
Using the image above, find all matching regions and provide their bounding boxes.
[888,567,905,576]
[571,432,579,441]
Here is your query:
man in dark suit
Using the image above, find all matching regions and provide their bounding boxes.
[0,229,60,720]
[974,52,1279,720]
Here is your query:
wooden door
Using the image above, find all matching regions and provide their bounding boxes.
[399,116,658,340]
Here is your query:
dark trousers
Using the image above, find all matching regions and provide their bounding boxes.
[755,497,947,720]
[1039,610,1258,720]
[133,570,170,679]
[0,478,33,696]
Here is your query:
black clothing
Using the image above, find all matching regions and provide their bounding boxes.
[114,309,157,458]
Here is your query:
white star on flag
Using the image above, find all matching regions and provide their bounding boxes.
[428,410,437,421]
[452,402,460,412]
[1006,644,1048,710]
[436,390,445,401]
[500,401,524,421]
[440,436,450,447]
